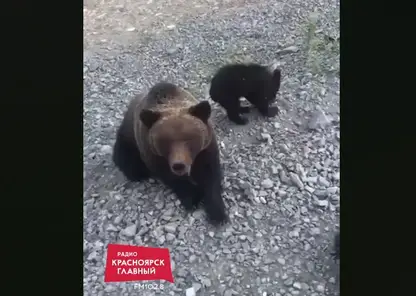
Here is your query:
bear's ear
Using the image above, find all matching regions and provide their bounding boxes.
[272,68,281,91]
[139,109,161,128]
[188,100,211,123]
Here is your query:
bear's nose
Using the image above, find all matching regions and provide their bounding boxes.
[172,163,186,172]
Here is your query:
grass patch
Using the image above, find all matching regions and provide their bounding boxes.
[303,11,339,75]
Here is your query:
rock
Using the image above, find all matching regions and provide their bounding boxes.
[155,201,164,209]
[306,176,318,184]
[327,187,338,194]
[308,107,331,130]
[253,212,263,219]
[289,172,304,189]
[137,226,150,236]
[305,186,314,194]
[261,133,272,142]
[323,158,332,168]
[316,284,325,292]
[164,224,177,233]
[280,170,291,184]
[87,251,98,261]
[261,179,274,189]
[318,176,330,187]
[104,285,116,292]
[295,163,305,178]
[278,45,299,54]
[167,47,178,55]
[122,224,137,237]
[279,144,290,153]
[202,278,212,287]
[314,189,328,198]
[100,145,112,154]
[106,224,118,232]
[284,277,294,286]
[166,233,175,241]
[158,235,166,245]
[207,253,215,262]
[315,199,328,207]
[310,227,320,235]
[186,287,196,296]
[293,282,302,289]
[289,230,299,237]
[193,282,202,292]
[113,215,123,224]
[277,190,287,197]
[277,258,286,265]
[259,190,268,196]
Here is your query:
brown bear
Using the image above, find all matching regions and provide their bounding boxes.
[112,82,229,225]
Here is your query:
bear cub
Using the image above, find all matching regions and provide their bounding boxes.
[209,63,282,125]
[112,82,229,226]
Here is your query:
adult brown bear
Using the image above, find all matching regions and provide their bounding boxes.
[112,82,228,225]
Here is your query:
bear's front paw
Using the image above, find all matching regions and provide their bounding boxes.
[265,106,279,117]
[232,116,249,125]
[206,208,229,226]
[180,198,197,212]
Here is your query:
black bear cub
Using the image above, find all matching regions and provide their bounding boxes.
[112,82,229,226]
[209,63,282,125]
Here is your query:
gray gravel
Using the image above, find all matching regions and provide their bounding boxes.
[84,0,340,295]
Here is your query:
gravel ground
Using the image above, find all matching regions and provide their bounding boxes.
[83,0,340,295]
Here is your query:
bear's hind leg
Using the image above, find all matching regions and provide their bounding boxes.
[112,131,150,182]
[224,96,249,125]
[211,93,248,125]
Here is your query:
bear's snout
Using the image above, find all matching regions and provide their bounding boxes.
[170,161,190,176]
[168,143,193,176]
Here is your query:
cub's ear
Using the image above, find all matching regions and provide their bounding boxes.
[272,68,281,91]
[139,109,161,129]
[188,100,211,123]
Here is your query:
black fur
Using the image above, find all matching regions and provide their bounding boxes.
[112,83,228,226]
[209,63,281,125]
[112,111,151,182]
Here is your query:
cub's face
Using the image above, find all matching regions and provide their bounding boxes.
[140,101,212,177]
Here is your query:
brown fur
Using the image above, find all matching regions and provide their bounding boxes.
[112,82,228,225]
[133,84,213,177]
